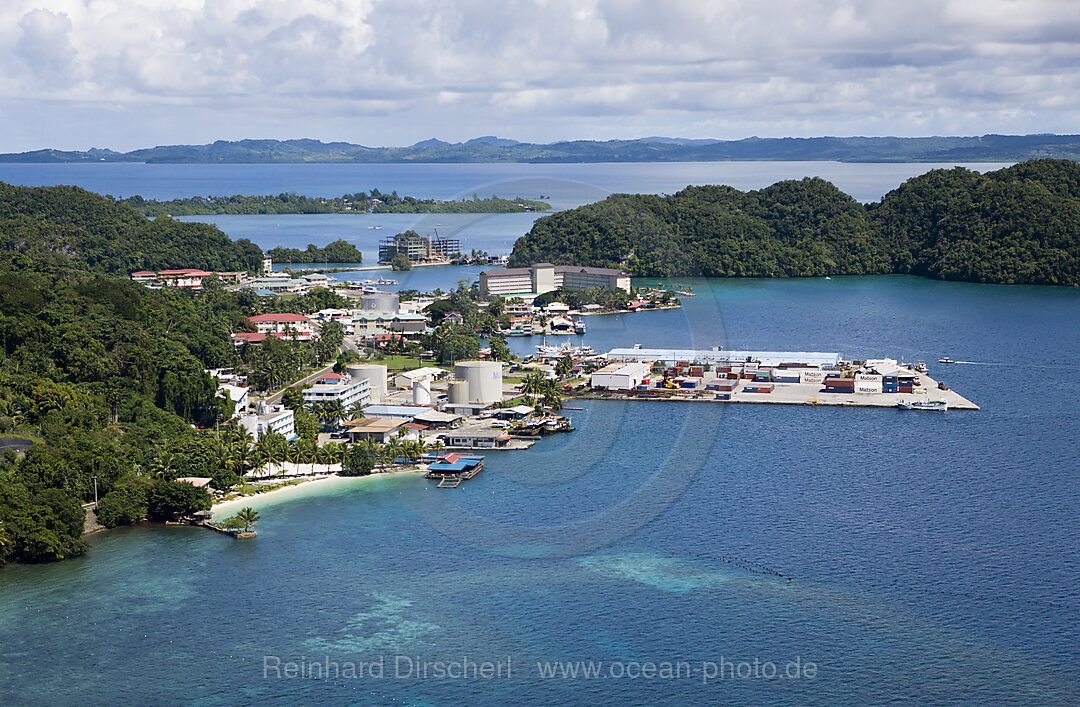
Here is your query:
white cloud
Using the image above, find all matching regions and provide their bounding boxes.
[0,0,1078,149]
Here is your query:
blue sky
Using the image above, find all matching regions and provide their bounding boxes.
[3,0,1079,151]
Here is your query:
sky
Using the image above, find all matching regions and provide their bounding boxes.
[1,0,1078,152]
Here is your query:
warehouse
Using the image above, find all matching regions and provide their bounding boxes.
[589,361,652,390]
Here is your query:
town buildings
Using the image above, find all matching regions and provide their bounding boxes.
[478,263,631,297]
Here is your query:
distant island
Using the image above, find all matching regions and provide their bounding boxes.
[509,159,1080,286]
[121,190,550,217]
[4,134,1080,164]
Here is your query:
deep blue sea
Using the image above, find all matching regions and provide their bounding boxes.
[1,163,1078,705]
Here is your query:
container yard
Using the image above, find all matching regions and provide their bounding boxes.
[580,348,980,410]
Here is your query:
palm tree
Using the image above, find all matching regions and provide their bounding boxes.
[521,370,548,399]
[322,441,345,471]
[147,450,176,480]
[324,399,347,430]
[235,507,260,533]
[386,436,405,466]
[430,439,444,457]
[286,440,305,475]
[346,401,365,422]
[256,432,285,476]
[313,441,331,474]
[298,438,317,475]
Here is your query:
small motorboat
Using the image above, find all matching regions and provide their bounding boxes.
[897,400,948,411]
[938,357,955,364]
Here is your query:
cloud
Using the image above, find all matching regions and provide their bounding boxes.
[0,0,1078,149]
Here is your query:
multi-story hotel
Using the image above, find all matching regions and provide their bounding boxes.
[478,263,631,297]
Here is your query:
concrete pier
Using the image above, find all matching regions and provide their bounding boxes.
[573,371,979,410]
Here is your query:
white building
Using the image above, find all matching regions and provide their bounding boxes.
[589,361,652,390]
[302,376,370,409]
[239,405,297,440]
[605,347,843,369]
[247,313,318,341]
[217,383,249,417]
[393,367,448,390]
[479,263,631,297]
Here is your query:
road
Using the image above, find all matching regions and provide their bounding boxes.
[262,363,337,405]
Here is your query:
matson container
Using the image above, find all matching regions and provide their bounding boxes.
[856,373,883,384]
[800,370,827,384]
[856,383,882,394]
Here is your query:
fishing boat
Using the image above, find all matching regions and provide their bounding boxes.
[938,357,955,364]
[897,400,948,411]
[534,340,596,360]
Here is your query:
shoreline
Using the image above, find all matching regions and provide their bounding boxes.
[211,467,424,517]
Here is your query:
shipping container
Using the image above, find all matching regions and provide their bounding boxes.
[680,380,697,389]
[689,366,704,377]
[773,375,800,383]
[716,393,731,400]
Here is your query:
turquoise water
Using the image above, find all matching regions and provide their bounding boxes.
[0,162,1077,703]
[2,275,1079,704]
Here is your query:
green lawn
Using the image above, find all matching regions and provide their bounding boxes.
[370,354,443,372]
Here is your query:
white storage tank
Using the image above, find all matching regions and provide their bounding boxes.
[448,379,469,405]
[361,293,400,314]
[454,360,503,404]
[347,364,388,403]
[412,378,432,405]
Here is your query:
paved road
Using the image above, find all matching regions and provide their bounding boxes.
[262,363,337,405]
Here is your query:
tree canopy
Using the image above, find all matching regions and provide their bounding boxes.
[509,159,1080,286]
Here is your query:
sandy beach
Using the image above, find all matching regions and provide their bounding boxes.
[211,468,425,518]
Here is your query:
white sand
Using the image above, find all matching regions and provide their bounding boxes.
[211,468,425,518]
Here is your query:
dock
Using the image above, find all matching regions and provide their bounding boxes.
[576,370,979,410]
[425,453,485,488]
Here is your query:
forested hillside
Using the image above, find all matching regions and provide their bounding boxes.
[0,183,263,274]
[509,159,1080,285]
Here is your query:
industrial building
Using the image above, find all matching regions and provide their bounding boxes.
[394,368,448,390]
[478,263,631,297]
[347,364,388,403]
[589,361,652,390]
[345,418,406,444]
[453,361,504,404]
[605,347,843,369]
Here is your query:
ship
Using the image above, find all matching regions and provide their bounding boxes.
[574,318,586,334]
[534,340,596,360]
[896,400,948,411]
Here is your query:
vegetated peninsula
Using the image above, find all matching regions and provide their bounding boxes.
[0,182,263,273]
[0,183,363,565]
[121,190,550,217]
[4,134,1080,164]
[509,159,1080,286]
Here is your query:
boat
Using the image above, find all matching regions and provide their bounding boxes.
[897,400,948,411]
[574,318,586,334]
[534,340,596,360]
[912,361,928,373]
[938,357,955,364]
[376,278,398,286]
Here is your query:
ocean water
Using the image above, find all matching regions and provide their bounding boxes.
[1,274,1078,705]
[0,160,1012,208]
[0,163,1077,704]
